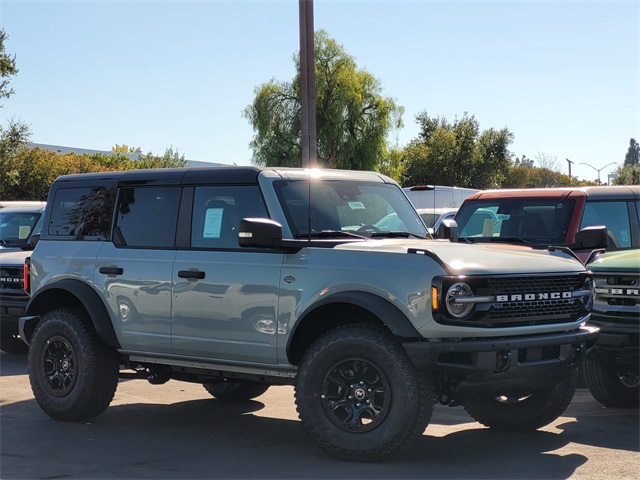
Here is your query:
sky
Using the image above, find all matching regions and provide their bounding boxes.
[1,0,638,183]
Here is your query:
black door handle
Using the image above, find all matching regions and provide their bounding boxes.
[99,266,123,275]
[178,270,205,280]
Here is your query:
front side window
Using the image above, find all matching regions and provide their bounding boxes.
[456,198,576,244]
[274,180,427,238]
[114,186,181,248]
[581,201,631,249]
[48,187,111,239]
[191,185,268,249]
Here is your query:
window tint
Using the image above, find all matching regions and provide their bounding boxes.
[114,186,181,248]
[48,187,111,239]
[581,201,631,249]
[191,185,267,249]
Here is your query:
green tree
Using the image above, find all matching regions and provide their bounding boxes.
[613,163,640,185]
[377,147,404,183]
[111,144,141,155]
[624,138,639,166]
[401,112,513,189]
[244,30,403,169]
[0,29,31,192]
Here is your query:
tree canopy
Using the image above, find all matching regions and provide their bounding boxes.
[244,30,403,170]
[401,112,513,189]
[624,138,639,166]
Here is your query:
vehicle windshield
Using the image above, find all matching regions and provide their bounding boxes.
[0,210,43,247]
[274,179,429,239]
[455,198,576,244]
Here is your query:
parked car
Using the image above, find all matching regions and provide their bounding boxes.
[0,204,45,253]
[583,249,639,407]
[0,200,46,209]
[453,186,640,262]
[0,203,45,354]
[21,167,597,461]
[403,185,479,210]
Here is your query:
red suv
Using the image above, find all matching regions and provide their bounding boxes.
[452,186,640,262]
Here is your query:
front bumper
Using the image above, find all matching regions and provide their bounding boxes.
[587,319,639,373]
[0,293,29,334]
[403,326,599,399]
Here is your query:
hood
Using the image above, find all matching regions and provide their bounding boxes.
[0,249,31,267]
[334,239,586,275]
[587,249,640,273]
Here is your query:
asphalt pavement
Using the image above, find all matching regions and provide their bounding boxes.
[1,352,638,479]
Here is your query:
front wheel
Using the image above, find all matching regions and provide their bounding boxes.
[28,308,120,421]
[295,324,434,461]
[203,380,270,401]
[463,369,578,431]
[583,356,639,408]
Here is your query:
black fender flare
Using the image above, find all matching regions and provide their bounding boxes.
[25,278,121,349]
[287,290,421,353]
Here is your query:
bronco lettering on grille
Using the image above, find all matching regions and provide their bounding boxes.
[0,277,22,283]
[496,292,573,302]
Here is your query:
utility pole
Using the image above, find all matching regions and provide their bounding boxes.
[565,158,574,178]
[299,0,317,168]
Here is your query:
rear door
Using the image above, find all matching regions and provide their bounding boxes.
[95,185,181,354]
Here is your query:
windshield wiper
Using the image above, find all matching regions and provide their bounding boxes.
[295,230,367,239]
[370,231,428,239]
[484,236,532,245]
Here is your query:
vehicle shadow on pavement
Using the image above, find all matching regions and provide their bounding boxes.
[0,395,604,480]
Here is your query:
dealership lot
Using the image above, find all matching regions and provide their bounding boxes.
[1,352,638,479]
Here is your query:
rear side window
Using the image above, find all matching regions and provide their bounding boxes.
[48,187,111,239]
[581,201,631,249]
[191,185,267,249]
[114,186,181,248]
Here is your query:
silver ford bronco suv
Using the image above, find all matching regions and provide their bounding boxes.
[21,167,598,461]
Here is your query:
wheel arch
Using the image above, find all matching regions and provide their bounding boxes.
[286,291,420,366]
[25,279,121,349]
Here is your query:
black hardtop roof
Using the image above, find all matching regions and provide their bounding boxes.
[52,166,264,186]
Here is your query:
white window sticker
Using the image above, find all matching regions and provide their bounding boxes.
[203,208,223,238]
[482,219,495,237]
[18,226,31,239]
[348,202,365,210]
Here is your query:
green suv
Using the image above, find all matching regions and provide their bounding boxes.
[20,167,598,461]
[583,249,639,407]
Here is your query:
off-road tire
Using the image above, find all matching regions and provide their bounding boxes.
[463,369,578,431]
[28,308,119,421]
[583,356,639,408]
[203,380,270,401]
[1,330,28,355]
[295,324,435,461]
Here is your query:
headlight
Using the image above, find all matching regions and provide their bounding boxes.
[445,282,474,318]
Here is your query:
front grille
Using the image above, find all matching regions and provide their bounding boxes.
[483,275,583,294]
[0,266,23,290]
[434,273,590,328]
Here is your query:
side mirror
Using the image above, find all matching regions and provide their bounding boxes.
[238,218,283,248]
[574,226,608,250]
[435,219,459,242]
[28,233,41,248]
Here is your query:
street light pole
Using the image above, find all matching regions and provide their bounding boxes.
[579,162,616,185]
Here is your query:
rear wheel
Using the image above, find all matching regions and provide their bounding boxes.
[463,369,578,431]
[203,380,270,401]
[583,356,639,408]
[28,308,119,420]
[295,324,434,461]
